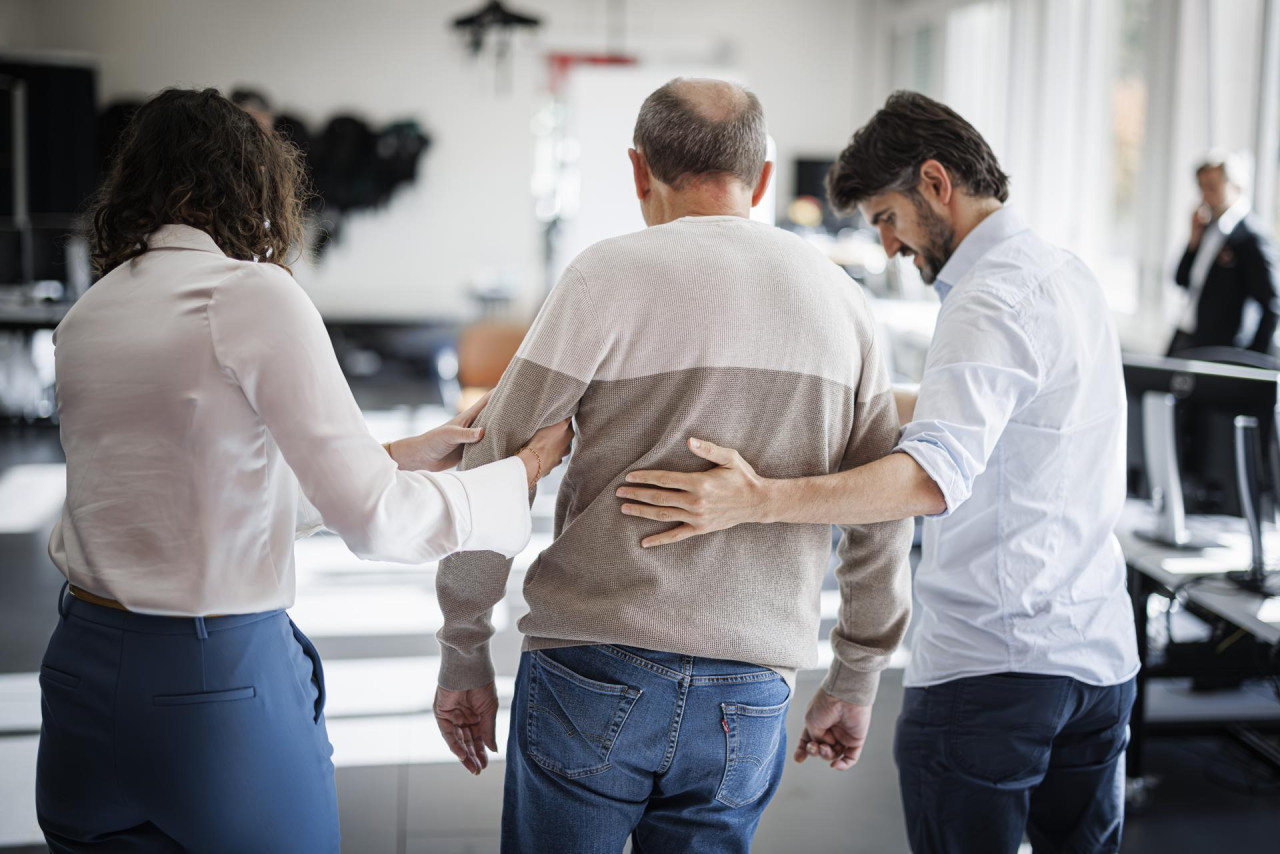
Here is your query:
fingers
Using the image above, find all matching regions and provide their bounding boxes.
[686,437,738,467]
[622,503,692,524]
[483,710,498,752]
[465,722,489,771]
[640,523,700,549]
[439,723,481,774]
[457,723,482,772]
[440,425,484,444]
[624,470,695,490]
[831,743,863,770]
[794,730,812,763]
[455,390,493,427]
[615,486,694,510]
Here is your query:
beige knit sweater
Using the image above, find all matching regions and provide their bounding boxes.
[436,215,913,705]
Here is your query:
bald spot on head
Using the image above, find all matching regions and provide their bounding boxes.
[669,78,752,123]
[632,77,767,189]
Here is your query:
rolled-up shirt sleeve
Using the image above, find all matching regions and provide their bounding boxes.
[209,264,531,562]
[896,289,1042,518]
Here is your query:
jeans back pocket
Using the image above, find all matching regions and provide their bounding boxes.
[716,698,790,808]
[525,650,641,780]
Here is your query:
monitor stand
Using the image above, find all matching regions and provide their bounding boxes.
[1227,415,1274,595]
[1135,391,1216,550]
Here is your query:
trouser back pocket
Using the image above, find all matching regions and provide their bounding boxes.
[525,650,642,779]
[716,698,789,808]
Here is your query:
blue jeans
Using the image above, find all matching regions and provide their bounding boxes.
[501,644,791,853]
[894,673,1137,854]
[37,587,339,853]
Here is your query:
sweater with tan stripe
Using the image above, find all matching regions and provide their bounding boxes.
[436,215,913,705]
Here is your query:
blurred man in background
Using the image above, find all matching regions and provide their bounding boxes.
[1169,150,1280,358]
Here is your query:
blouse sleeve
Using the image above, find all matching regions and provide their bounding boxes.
[208,264,530,562]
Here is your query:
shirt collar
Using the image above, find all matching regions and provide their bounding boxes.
[146,224,224,255]
[1216,197,1251,235]
[933,206,1028,301]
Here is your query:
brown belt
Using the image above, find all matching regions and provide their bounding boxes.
[67,585,228,618]
[68,584,128,611]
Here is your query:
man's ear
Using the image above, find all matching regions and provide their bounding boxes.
[629,148,651,201]
[919,159,954,207]
[750,161,775,208]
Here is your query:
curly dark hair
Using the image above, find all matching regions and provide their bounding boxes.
[826,91,1009,215]
[88,87,310,276]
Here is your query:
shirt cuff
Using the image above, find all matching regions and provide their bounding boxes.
[438,644,497,691]
[895,438,964,519]
[820,661,883,706]
[438,457,532,558]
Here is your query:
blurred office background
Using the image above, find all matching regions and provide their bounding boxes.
[1,1,1279,852]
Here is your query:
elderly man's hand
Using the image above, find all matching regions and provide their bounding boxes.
[434,682,499,775]
[794,689,872,771]
[616,437,771,548]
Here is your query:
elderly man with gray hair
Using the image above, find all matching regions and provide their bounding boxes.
[433,77,912,852]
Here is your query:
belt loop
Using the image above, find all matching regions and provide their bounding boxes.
[194,616,208,640]
[56,581,69,620]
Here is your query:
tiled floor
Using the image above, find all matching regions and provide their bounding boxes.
[3,415,1280,853]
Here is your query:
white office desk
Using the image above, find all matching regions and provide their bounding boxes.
[1117,500,1280,644]
[1117,500,1280,783]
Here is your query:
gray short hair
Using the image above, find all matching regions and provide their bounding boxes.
[1196,149,1252,189]
[632,78,767,189]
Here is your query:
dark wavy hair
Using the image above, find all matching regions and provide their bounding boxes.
[88,87,310,276]
[827,91,1009,214]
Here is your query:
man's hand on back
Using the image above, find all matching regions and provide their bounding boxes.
[616,437,770,547]
[434,683,499,775]
[794,689,873,771]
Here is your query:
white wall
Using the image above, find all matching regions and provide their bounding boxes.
[11,0,876,321]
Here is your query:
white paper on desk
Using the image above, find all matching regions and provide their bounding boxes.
[1258,599,1280,624]
[1159,552,1242,574]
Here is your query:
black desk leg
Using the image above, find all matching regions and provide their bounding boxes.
[1127,563,1148,781]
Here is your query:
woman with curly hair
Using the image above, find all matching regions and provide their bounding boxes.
[35,88,571,853]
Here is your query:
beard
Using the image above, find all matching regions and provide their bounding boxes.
[905,192,955,285]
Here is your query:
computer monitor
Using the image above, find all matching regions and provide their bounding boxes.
[1124,353,1280,589]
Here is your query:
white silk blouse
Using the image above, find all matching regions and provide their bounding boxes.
[49,225,530,616]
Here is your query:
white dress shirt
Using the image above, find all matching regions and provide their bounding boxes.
[1179,197,1251,333]
[896,208,1140,688]
[49,225,531,616]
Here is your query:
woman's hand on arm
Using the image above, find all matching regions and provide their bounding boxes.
[386,387,575,490]
[387,391,493,472]
[516,418,575,488]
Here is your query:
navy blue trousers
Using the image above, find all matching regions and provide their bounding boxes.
[36,587,339,853]
[894,673,1136,854]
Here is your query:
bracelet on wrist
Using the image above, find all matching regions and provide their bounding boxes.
[520,446,543,488]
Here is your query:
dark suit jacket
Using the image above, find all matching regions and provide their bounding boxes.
[1175,213,1280,353]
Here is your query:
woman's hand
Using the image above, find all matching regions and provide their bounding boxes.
[517,418,574,488]
[386,392,492,473]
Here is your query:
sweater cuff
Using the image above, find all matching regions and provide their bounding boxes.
[440,457,532,558]
[437,645,496,691]
[820,660,882,707]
